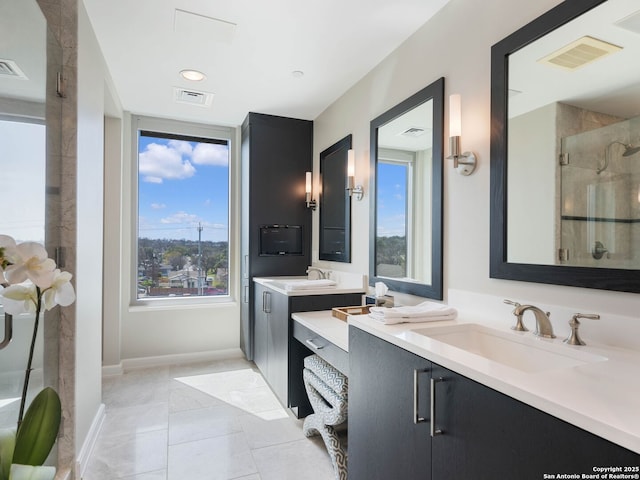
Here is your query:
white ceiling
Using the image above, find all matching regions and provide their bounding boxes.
[508,0,640,120]
[82,0,450,127]
[0,1,46,105]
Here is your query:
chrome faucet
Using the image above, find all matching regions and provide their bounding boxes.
[504,300,555,339]
[306,267,326,279]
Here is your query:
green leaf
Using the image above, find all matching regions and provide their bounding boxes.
[8,464,56,480]
[12,388,61,466]
[0,428,16,480]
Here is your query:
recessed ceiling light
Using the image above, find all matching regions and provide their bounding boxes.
[291,70,304,78]
[180,69,206,81]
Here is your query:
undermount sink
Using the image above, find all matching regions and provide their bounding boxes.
[405,323,608,373]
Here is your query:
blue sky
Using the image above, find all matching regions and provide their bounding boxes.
[376,162,407,237]
[138,133,229,242]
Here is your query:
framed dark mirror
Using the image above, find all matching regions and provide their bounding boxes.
[490,0,640,293]
[369,77,444,299]
[319,134,352,262]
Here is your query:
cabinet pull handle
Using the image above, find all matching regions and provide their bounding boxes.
[243,285,249,303]
[243,255,249,279]
[264,291,271,313]
[262,291,272,313]
[305,339,324,350]
[430,377,444,436]
[413,368,429,424]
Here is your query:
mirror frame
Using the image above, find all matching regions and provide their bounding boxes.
[369,77,444,299]
[490,0,640,294]
[319,134,352,263]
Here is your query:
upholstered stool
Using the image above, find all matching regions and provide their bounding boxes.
[302,354,348,480]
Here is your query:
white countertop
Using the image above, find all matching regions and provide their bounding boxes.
[292,309,640,454]
[292,310,349,351]
[254,275,366,296]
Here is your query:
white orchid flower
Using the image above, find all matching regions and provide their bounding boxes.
[0,234,18,285]
[4,242,56,289]
[0,284,38,315]
[42,269,75,310]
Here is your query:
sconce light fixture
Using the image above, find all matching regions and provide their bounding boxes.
[305,171,317,210]
[346,149,364,200]
[446,94,477,176]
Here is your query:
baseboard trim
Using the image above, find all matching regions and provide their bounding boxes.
[101,363,124,377]
[121,348,245,371]
[75,403,105,479]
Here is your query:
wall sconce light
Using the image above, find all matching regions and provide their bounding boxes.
[346,149,364,200]
[305,171,317,210]
[446,94,477,176]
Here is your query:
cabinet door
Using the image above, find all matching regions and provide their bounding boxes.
[349,327,432,480]
[267,290,289,406]
[252,284,268,376]
[430,364,639,480]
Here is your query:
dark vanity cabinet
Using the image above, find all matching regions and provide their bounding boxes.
[240,113,313,360]
[253,282,290,405]
[349,324,433,480]
[349,327,639,480]
[254,283,362,417]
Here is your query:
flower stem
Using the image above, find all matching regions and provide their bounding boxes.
[17,286,42,430]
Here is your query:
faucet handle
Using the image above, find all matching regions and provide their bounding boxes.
[564,313,600,346]
[504,299,528,332]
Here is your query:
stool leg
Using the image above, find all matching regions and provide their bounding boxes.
[303,367,348,480]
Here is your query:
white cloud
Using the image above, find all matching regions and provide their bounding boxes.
[168,139,193,156]
[160,211,200,225]
[150,203,167,209]
[192,143,228,166]
[139,143,196,183]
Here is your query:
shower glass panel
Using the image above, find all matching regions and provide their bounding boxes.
[0,0,48,430]
[560,116,640,269]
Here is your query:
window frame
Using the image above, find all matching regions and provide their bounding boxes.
[130,115,237,307]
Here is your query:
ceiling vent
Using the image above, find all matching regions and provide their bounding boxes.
[399,127,427,137]
[173,87,214,107]
[0,59,28,79]
[537,36,622,70]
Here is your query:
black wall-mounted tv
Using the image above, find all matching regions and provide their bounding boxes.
[259,225,303,256]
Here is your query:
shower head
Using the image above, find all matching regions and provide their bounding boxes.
[597,141,640,174]
[622,144,640,157]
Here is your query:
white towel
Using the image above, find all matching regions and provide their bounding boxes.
[369,301,457,325]
[284,279,337,291]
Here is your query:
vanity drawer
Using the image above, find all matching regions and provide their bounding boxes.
[293,321,349,376]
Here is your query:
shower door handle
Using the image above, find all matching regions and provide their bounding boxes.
[0,314,13,350]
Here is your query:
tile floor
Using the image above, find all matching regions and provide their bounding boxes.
[83,357,337,480]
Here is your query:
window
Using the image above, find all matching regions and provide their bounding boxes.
[134,118,231,301]
[376,154,415,279]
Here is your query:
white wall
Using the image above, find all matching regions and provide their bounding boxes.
[110,115,242,364]
[508,103,557,264]
[77,1,119,459]
[313,0,640,347]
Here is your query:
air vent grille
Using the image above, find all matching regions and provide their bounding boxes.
[538,36,621,71]
[0,59,27,79]
[173,87,214,107]
[399,127,426,137]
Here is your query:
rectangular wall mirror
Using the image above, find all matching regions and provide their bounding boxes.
[370,77,444,299]
[490,0,640,293]
[319,134,352,262]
